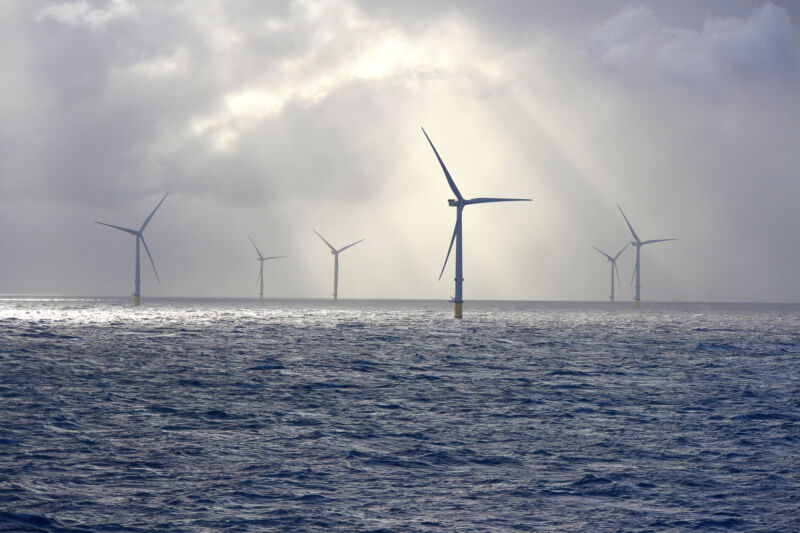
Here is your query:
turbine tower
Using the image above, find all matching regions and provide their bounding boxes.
[422,128,531,318]
[247,235,286,299]
[313,230,364,301]
[592,244,628,302]
[617,204,676,308]
[96,193,169,306]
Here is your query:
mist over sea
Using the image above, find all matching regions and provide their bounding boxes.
[1,298,798,531]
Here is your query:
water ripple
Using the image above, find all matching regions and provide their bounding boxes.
[0,298,798,531]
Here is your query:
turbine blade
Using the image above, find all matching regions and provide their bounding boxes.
[614,242,629,260]
[421,127,463,201]
[615,262,622,288]
[617,204,641,243]
[629,261,637,288]
[247,235,264,259]
[338,239,364,253]
[140,235,160,285]
[439,220,459,281]
[313,230,336,252]
[140,192,169,232]
[95,221,139,236]
[592,246,613,260]
[641,238,677,245]
[262,256,287,261]
[465,197,531,205]
[256,266,262,287]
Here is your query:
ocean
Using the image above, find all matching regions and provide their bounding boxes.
[0,298,798,532]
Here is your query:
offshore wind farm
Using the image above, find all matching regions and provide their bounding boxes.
[86,188,686,307]
[2,2,799,532]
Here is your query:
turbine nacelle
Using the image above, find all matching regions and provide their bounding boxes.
[448,199,459,206]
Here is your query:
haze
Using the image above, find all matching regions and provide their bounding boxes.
[1,1,798,302]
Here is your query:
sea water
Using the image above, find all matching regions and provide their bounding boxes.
[0,298,798,531]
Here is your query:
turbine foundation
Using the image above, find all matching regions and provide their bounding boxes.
[454,302,463,319]
[134,295,140,306]
[635,299,640,309]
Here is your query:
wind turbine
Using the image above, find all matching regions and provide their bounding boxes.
[617,204,676,308]
[96,193,169,306]
[247,235,286,299]
[592,244,628,302]
[313,230,364,300]
[422,127,531,318]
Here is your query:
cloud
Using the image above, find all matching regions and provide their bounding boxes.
[37,0,136,30]
[1,1,799,301]
[112,47,190,79]
[180,3,506,154]
[588,2,800,87]
[6,0,516,207]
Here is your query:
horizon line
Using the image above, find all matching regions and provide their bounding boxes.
[1,294,799,306]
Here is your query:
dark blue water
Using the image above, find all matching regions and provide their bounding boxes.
[1,298,798,531]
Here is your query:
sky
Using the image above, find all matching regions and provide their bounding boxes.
[1,0,799,302]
